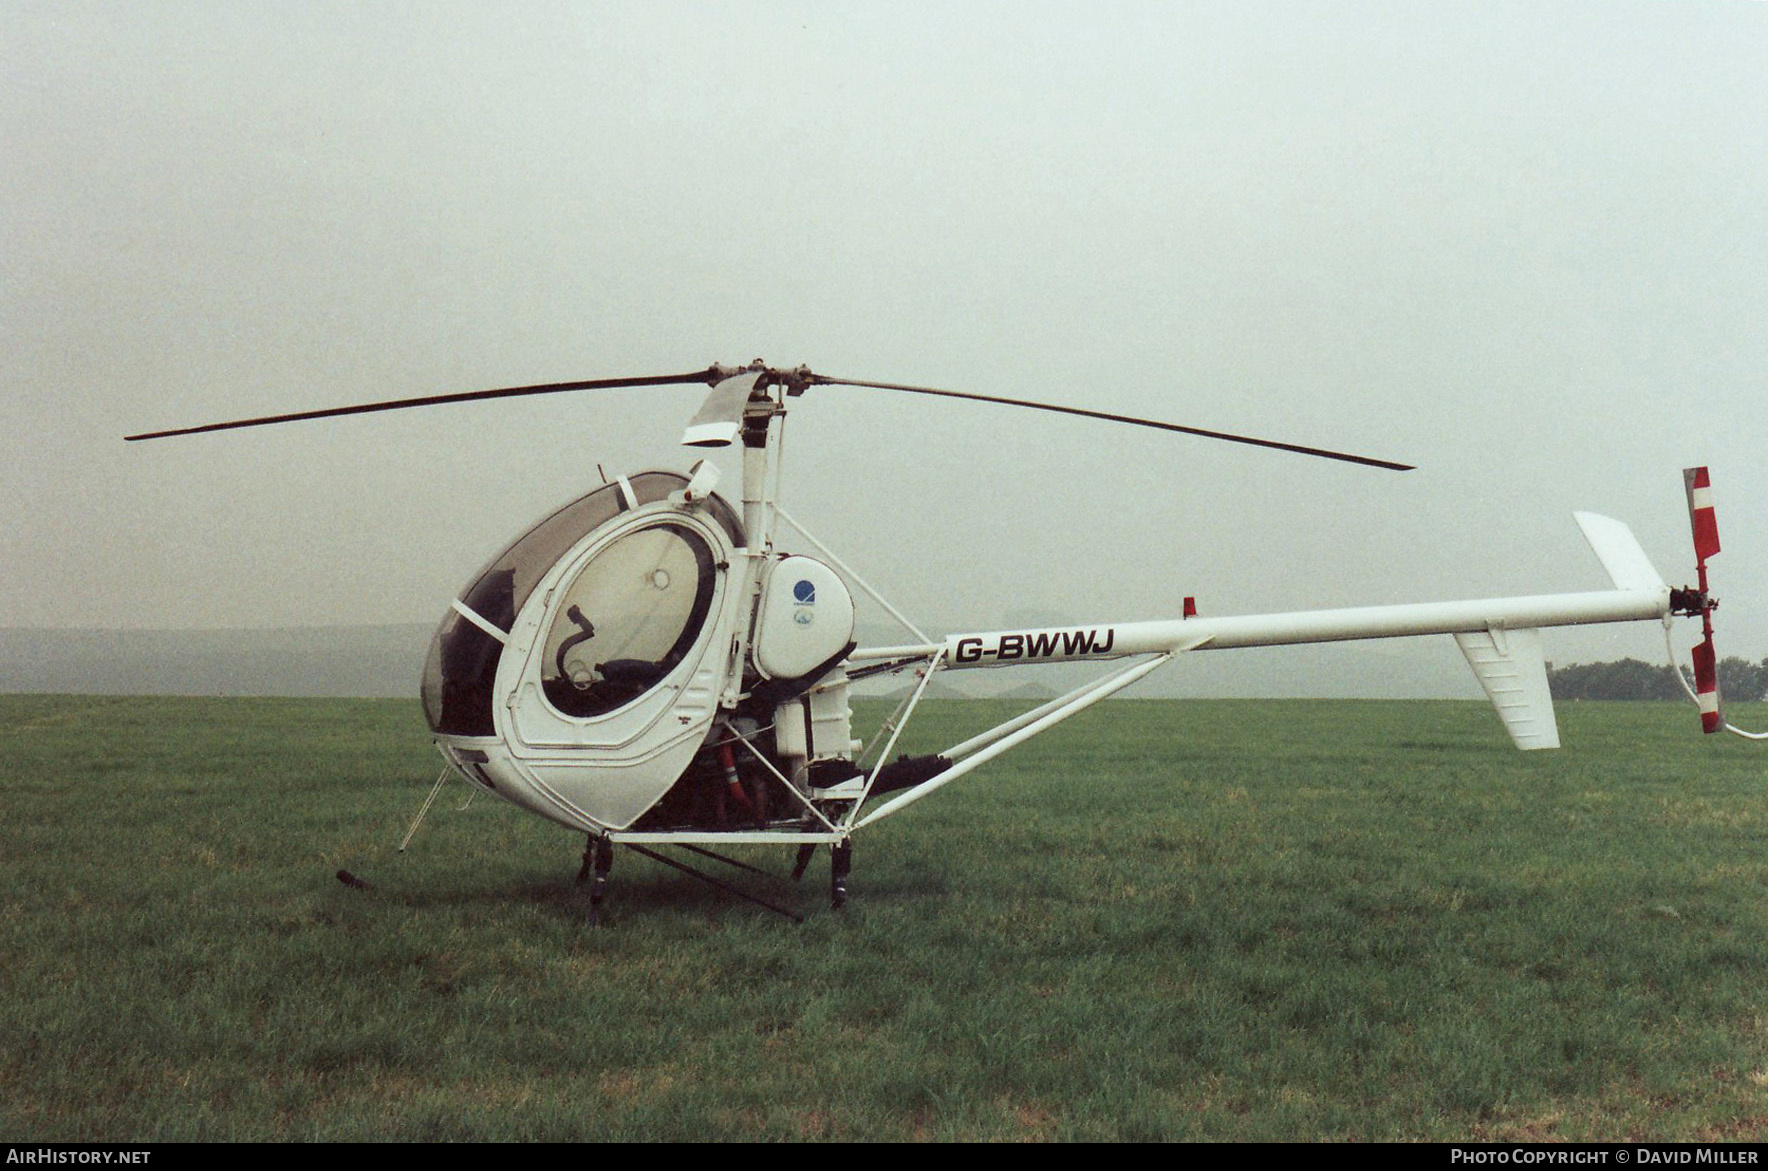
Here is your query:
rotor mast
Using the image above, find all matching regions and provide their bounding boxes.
[738,377,784,556]
[687,366,793,710]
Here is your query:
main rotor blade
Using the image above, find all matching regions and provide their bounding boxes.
[124,367,726,441]
[810,375,1414,471]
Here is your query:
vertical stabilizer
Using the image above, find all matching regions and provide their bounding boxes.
[1573,512,1666,593]
[1454,626,1561,750]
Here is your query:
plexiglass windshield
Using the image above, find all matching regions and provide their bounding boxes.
[422,473,741,735]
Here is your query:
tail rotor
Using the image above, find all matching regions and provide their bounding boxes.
[1672,467,1723,733]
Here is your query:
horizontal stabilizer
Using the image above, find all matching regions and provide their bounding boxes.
[1574,512,1665,593]
[1455,626,1560,750]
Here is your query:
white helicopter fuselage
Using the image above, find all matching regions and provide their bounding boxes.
[422,373,1679,847]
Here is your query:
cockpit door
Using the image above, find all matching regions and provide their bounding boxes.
[499,506,741,754]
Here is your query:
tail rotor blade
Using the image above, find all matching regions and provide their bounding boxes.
[1684,466,1720,565]
[1692,634,1722,734]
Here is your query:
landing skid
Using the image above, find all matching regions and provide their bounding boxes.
[577,832,854,924]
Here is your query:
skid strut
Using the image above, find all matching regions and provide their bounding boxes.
[830,839,852,910]
[578,834,614,925]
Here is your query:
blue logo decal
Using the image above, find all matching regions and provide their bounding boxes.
[793,579,816,605]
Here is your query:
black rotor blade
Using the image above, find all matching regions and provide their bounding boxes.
[809,375,1414,471]
[125,367,726,442]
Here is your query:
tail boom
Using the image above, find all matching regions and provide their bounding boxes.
[925,587,1668,668]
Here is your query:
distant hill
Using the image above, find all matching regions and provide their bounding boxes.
[0,625,435,698]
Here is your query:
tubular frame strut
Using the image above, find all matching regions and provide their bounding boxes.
[851,651,1179,830]
[618,843,806,923]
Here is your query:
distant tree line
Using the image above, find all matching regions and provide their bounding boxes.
[1546,656,1768,702]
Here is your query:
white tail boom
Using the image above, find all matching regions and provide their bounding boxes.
[854,513,1671,752]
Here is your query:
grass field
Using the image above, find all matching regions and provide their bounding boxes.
[4,694,1768,1141]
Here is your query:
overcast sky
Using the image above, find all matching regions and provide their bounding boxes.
[4,2,1764,693]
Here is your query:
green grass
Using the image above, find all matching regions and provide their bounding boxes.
[4,694,1768,1140]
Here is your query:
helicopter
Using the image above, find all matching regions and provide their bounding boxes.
[128,361,1750,922]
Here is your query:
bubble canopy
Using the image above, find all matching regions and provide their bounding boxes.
[421,473,743,736]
